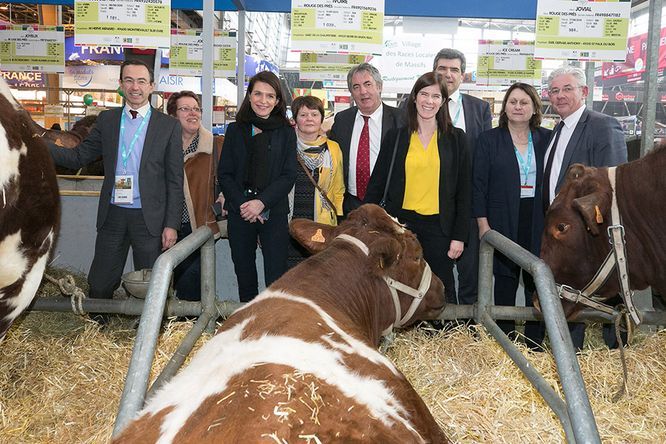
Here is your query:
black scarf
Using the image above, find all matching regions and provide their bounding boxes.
[241,112,287,193]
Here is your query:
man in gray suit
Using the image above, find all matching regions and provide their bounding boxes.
[329,63,403,216]
[433,48,492,307]
[49,60,183,318]
[542,65,627,348]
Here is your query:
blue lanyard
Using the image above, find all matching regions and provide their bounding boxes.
[514,131,533,185]
[119,107,151,171]
[451,94,463,127]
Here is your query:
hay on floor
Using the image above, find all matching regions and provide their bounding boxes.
[1,310,665,443]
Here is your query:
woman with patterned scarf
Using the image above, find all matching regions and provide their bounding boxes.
[287,96,345,268]
[218,71,297,302]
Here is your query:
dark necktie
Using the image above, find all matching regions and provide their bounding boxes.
[356,115,370,200]
[542,121,564,214]
[129,110,138,119]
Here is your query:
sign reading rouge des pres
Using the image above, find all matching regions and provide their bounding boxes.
[290,0,384,55]
[534,0,631,62]
[74,0,170,49]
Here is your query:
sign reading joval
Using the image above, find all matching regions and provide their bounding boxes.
[534,0,631,62]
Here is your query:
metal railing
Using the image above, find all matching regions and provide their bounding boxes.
[477,230,599,444]
[111,226,218,437]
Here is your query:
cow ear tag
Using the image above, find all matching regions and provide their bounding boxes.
[311,228,326,243]
[594,205,603,224]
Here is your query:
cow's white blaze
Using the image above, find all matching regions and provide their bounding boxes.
[0,125,23,189]
[142,291,423,444]
[0,231,27,289]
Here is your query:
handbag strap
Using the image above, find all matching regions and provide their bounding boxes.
[296,154,337,214]
[380,128,401,207]
[212,140,221,196]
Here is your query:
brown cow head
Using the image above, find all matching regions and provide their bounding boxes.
[539,163,617,318]
[290,204,445,327]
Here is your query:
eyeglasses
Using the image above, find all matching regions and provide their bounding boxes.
[548,86,582,96]
[121,78,150,86]
[177,106,202,113]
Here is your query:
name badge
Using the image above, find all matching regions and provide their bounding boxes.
[114,174,134,204]
[520,184,535,198]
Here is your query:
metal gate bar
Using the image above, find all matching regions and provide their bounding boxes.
[477,230,600,444]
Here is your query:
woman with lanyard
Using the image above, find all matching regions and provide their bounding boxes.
[287,95,344,268]
[472,82,551,347]
[218,71,296,302]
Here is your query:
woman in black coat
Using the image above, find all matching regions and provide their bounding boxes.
[473,82,551,345]
[218,71,297,302]
[365,72,471,305]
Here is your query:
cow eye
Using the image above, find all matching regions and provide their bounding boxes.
[556,223,569,233]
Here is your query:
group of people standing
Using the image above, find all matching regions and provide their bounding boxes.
[47,51,626,350]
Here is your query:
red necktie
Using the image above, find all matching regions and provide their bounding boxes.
[356,115,370,200]
[129,110,138,119]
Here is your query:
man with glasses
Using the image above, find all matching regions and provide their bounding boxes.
[541,65,626,349]
[49,59,183,325]
[433,48,492,311]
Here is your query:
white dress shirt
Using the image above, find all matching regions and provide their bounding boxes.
[447,89,466,133]
[348,105,383,197]
[544,103,586,203]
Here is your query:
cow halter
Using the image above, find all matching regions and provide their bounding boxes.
[556,166,641,325]
[335,234,434,336]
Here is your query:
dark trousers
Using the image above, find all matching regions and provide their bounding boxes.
[173,222,202,301]
[342,192,362,218]
[494,198,545,346]
[88,205,162,300]
[401,212,456,305]
[227,211,289,302]
[455,218,479,305]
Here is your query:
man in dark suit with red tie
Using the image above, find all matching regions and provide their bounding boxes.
[329,63,404,216]
[541,65,627,349]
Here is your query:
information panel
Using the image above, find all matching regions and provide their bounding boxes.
[299,53,367,81]
[291,0,384,55]
[476,40,542,86]
[535,0,631,61]
[170,30,236,77]
[0,25,65,73]
[74,0,170,49]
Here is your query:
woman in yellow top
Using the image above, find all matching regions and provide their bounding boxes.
[365,72,471,304]
[287,95,345,268]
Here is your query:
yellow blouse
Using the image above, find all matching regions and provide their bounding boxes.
[402,131,440,215]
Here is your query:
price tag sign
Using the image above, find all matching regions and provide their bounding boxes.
[535,0,631,61]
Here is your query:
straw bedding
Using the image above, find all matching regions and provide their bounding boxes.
[1,307,665,443]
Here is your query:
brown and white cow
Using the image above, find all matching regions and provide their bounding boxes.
[540,143,666,319]
[114,204,449,444]
[21,113,102,175]
[0,79,60,339]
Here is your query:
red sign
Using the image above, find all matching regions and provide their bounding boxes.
[602,28,666,81]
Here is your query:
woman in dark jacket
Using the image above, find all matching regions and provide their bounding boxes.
[365,72,471,305]
[218,71,297,302]
[473,82,551,345]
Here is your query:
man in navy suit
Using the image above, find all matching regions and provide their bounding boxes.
[329,63,404,216]
[49,60,183,320]
[542,65,627,349]
[433,48,492,307]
